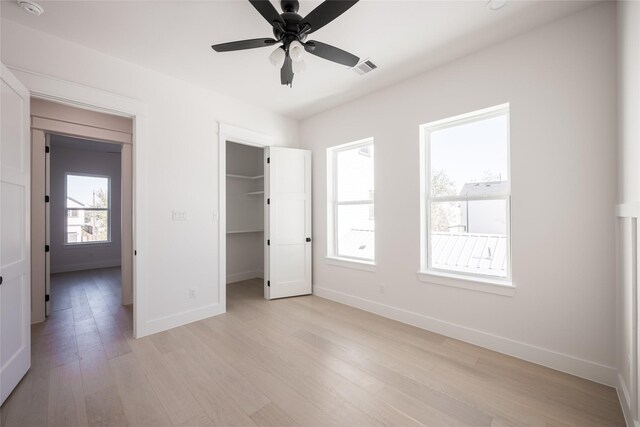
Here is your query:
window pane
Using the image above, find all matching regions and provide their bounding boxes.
[337,204,374,260]
[66,209,109,243]
[430,199,507,277]
[336,144,374,202]
[66,175,109,208]
[430,114,508,197]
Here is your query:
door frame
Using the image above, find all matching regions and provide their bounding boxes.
[9,66,148,338]
[218,123,273,312]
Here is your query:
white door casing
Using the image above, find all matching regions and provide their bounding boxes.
[0,63,31,405]
[265,147,312,299]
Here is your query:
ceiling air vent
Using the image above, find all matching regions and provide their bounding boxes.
[353,59,377,76]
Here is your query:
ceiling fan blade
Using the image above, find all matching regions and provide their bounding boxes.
[305,41,359,67]
[301,0,358,34]
[248,0,286,28]
[281,54,294,86]
[212,38,277,52]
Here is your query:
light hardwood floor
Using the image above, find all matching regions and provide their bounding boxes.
[0,271,625,426]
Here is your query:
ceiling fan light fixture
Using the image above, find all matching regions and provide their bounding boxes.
[269,46,286,68]
[289,40,305,62]
[292,59,307,74]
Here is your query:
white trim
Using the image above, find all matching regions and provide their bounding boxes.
[144,303,224,337]
[618,373,640,427]
[8,66,148,338]
[420,103,512,286]
[326,137,375,263]
[325,256,376,272]
[618,202,640,218]
[51,259,121,274]
[313,285,616,387]
[417,270,515,296]
[218,123,272,314]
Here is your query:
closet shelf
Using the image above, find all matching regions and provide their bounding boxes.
[227,229,264,234]
[245,191,264,196]
[227,174,264,180]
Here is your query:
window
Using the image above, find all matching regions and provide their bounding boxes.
[420,105,511,284]
[65,174,111,244]
[327,139,375,265]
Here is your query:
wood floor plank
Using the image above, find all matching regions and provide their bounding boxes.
[84,385,129,427]
[108,352,172,427]
[126,337,205,426]
[0,272,625,427]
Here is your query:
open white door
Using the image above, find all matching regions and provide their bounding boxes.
[0,64,31,405]
[265,147,311,299]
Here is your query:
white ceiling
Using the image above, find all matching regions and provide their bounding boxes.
[1,0,598,119]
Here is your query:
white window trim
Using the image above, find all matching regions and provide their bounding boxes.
[419,104,514,294]
[64,172,112,245]
[327,137,375,269]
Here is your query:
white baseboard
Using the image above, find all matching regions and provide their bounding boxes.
[227,270,263,284]
[51,259,121,274]
[617,373,639,427]
[313,285,617,387]
[139,303,224,337]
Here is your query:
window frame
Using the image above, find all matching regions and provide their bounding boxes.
[326,138,376,268]
[419,104,513,293]
[64,172,112,245]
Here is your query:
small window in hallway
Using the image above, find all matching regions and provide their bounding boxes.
[65,173,111,244]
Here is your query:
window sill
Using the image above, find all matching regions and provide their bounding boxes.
[63,241,112,249]
[325,256,376,272]
[417,270,515,296]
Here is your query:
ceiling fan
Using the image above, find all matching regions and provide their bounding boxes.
[211,0,361,87]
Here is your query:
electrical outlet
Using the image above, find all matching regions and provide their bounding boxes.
[189,288,196,299]
[379,284,385,294]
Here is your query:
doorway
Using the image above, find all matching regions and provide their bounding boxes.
[225,141,266,306]
[30,98,134,327]
[218,123,313,310]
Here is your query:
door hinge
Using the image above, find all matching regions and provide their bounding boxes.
[134,250,137,256]
[267,240,270,246]
[267,157,270,164]
[267,198,270,205]
[45,245,50,252]
[45,294,50,302]
[267,280,270,287]
[45,146,50,154]
[45,195,50,203]
[306,237,311,242]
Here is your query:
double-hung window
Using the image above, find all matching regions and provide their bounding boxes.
[420,104,511,286]
[327,138,375,265]
[65,173,111,244]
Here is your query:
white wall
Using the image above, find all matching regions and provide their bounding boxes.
[301,3,617,385]
[50,143,122,273]
[617,1,640,425]
[1,19,299,335]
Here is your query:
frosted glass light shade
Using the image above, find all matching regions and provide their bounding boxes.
[269,47,286,68]
[289,40,305,62]
[292,59,306,74]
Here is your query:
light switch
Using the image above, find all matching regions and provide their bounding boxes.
[172,210,187,221]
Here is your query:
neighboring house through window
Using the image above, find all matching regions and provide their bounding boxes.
[65,173,111,244]
[327,138,375,264]
[420,104,511,283]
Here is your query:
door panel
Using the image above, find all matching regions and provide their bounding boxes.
[0,63,31,405]
[265,147,311,300]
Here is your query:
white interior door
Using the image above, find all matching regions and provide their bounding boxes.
[265,147,311,299]
[0,64,31,405]
[44,134,50,315]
